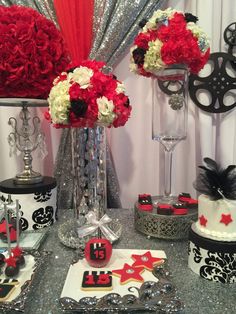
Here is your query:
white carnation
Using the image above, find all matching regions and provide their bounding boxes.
[143,8,176,32]
[68,66,93,88]
[48,80,70,124]
[116,82,125,94]
[143,39,165,73]
[97,96,116,126]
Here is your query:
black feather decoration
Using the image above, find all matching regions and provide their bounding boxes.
[193,157,236,200]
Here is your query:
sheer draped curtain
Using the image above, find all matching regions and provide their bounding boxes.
[0,0,235,209]
[111,0,236,208]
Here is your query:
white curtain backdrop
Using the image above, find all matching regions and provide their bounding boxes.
[0,0,235,208]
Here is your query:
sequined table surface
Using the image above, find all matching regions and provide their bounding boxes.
[3,208,236,314]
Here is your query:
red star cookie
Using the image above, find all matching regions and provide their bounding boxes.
[112,263,144,285]
[220,214,233,226]
[199,215,207,227]
[131,251,164,271]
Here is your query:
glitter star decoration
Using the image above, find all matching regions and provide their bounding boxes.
[220,214,233,226]
[131,251,164,271]
[112,263,144,285]
[199,215,207,227]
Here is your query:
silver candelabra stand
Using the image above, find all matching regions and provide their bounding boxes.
[0,98,48,185]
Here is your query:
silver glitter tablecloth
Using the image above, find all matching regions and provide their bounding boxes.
[4,208,236,314]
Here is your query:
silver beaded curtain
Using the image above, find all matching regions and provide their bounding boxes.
[0,0,166,209]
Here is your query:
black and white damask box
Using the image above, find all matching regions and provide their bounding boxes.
[188,224,236,284]
[0,177,57,231]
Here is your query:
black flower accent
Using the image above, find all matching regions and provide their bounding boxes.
[184,13,198,23]
[71,99,88,117]
[124,98,130,108]
[139,19,147,28]
[67,67,76,73]
[194,157,236,200]
[132,48,146,65]
[200,252,236,283]
[193,245,202,263]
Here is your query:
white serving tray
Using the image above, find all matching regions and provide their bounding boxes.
[61,249,167,301]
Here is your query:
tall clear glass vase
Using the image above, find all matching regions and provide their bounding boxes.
[58,126,122,249]
[152,65,188,204]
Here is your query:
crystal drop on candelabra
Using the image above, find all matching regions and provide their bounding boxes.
[37,132,48,159]
[8,134,17,157]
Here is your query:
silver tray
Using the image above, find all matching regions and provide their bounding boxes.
[59,251,184,313]
[134,200,198,240]
[0,250,51,312]
[0,230,48,250]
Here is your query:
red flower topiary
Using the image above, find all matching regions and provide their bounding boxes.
[0,5,69,99]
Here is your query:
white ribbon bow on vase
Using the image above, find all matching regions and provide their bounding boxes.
[77,211,119,243]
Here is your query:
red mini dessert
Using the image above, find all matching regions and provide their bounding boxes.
[156,204,173,215]
[11,246,25,267]
[178,193,198,209]
[172,203,188,215]
[0,220,17,242]
[138,194,153,211]
[84,238,112,268]
[4,255,19,278]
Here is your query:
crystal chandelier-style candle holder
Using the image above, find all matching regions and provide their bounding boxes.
[0,98,48,185]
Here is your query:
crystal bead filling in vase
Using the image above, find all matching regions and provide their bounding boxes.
[152,65,189,204]
[71,126,107,221]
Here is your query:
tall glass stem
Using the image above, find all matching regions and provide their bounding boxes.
[164,149,173,198]
[152,65,188,203]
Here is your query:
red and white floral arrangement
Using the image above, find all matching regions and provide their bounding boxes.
[130,8,210,77]
[46,60,132,128]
